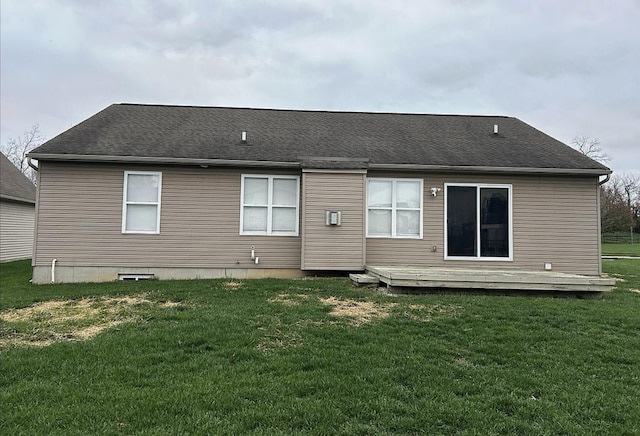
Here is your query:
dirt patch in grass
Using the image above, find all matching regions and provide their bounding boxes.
[256,295,397,350]
[252,314,303,352]
[402,303,461,323]
[268,293,312,306]
[319,297,398,326]
[223,280,243,290]
[267,294,459,326]
[258,295,461,350]
[0,295,181,348]
[453,355,477,368]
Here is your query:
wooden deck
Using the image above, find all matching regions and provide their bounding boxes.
[353,265,615,295]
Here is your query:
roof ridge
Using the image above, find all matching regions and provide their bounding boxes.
[115,103,512,118]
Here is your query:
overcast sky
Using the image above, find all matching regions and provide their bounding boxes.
[1,0,638,173]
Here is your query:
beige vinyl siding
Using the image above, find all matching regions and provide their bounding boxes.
[301,171,365,270]
[34,162,301,269]
[34,162,603,277]
[512,176,600,274]
[366,172,601,276]
[0,200,35,261]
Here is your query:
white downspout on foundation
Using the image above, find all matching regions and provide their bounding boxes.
[51,258,57,283]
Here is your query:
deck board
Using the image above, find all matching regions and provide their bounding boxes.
[365,265,615,293]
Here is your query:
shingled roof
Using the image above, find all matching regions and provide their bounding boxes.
[0,152,36,204]
[29,103,610,175]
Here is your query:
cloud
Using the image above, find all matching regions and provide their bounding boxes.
[1,0,638,171]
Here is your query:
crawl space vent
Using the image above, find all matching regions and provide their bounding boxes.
[118,274,155,281]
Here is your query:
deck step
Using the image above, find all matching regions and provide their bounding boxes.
[349,273,380,286]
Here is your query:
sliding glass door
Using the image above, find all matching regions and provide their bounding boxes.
[445,184,511,260]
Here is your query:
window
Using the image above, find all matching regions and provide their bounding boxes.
[445,183,512,260]
[367,178,423,238]
[122,171,162,234]
[241,175,299,235]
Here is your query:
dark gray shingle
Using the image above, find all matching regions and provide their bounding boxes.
[0,153,36,203]
[30,104,610,173]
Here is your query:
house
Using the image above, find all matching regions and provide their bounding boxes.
[1,152,37,262]
[27,104,612,292]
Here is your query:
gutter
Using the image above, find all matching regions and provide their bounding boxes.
[365,164,610,176]
[598,173,610,185]
[27,156,39,172]
[27,153,300,169]
[27,153,611,177]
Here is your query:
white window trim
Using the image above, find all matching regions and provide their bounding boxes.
[240,174,300,236]
[366,178,423,239]
[444,183,513,261]
[122,171,162,234]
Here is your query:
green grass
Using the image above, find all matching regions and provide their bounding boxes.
[602,243,640,256]
[1,259,639,435]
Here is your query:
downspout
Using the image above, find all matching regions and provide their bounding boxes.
[27,156,39,172]
[51,259,57,283]
[598,174,610,185]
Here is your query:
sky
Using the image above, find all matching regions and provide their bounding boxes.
[1,0,638,173]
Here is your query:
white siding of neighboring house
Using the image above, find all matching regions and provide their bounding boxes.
[0,200,35,262]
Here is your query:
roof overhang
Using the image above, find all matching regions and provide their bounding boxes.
[28,153,300,169]
[368,163,612,176]
[28,153,611,176]
[0,194,36,205]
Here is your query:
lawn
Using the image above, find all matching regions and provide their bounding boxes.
[602,243,640,257]
[1,260,639,435]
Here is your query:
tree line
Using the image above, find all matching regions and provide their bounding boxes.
[573,137,639,236]
[600,173,640,235]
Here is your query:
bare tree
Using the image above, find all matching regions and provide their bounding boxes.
[617,173,640,208]
[600,182,629,233]
[617,173,640,235]
[599,172,640,240]
[572,136,610,164]
[572,136,638,239]
[1,124,43,184]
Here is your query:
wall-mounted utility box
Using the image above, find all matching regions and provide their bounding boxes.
[325,210,342,226]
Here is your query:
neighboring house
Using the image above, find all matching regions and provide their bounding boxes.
[28,103,611,285]
[0,152,36,262]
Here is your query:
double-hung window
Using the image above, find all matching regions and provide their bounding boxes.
[367,178,423,238]
[122,171,162,234]
[241,175,299,236]
[445,183,512,260]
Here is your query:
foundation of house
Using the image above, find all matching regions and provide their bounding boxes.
[31,266,307,284]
